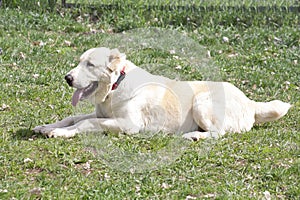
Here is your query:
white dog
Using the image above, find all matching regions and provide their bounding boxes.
[33,47,291,140]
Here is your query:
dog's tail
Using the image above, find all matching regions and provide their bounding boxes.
[254,100,291,124]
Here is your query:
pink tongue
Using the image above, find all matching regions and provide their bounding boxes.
[72,88,84,106]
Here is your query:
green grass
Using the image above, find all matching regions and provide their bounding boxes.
[0,2,299,199]
[68,0,297,7]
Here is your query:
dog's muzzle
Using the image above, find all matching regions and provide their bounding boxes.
[65,74,73,87]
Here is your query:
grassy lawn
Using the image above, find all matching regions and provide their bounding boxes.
[0,1,299,199]
[67,0,297,7]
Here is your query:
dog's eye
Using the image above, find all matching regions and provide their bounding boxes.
[87,61,95,67]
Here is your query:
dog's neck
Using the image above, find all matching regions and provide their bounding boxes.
[91,61,138,104]
[111,66,126,90]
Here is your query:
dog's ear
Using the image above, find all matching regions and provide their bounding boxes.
[109,48,120,62]
[108,48,126,71]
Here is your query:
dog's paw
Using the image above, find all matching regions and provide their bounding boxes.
[47,128,76,138]
[33,125,55,135]
[33,125,43,133]
[182,131,221,141]
[182,131,210,141]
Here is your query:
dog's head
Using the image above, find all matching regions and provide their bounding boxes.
[65,47,126,106]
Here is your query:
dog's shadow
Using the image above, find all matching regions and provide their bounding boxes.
[13,128,46,140]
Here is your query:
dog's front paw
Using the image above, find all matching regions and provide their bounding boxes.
[33,125,55,135]
[33,125,43,133]
[47,128,76,138]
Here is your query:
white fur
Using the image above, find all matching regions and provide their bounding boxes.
[33,47,291,140]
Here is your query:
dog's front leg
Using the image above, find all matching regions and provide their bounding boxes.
[46,118,138,138]
[33,113,96,135]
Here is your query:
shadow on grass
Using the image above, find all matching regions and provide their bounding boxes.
[13,128,46,140]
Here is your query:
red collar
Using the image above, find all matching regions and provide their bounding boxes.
[111,66,126,90]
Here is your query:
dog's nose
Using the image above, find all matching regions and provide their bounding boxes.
[65,74,73,86]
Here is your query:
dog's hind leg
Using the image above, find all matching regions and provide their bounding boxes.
[182,91,227,141]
